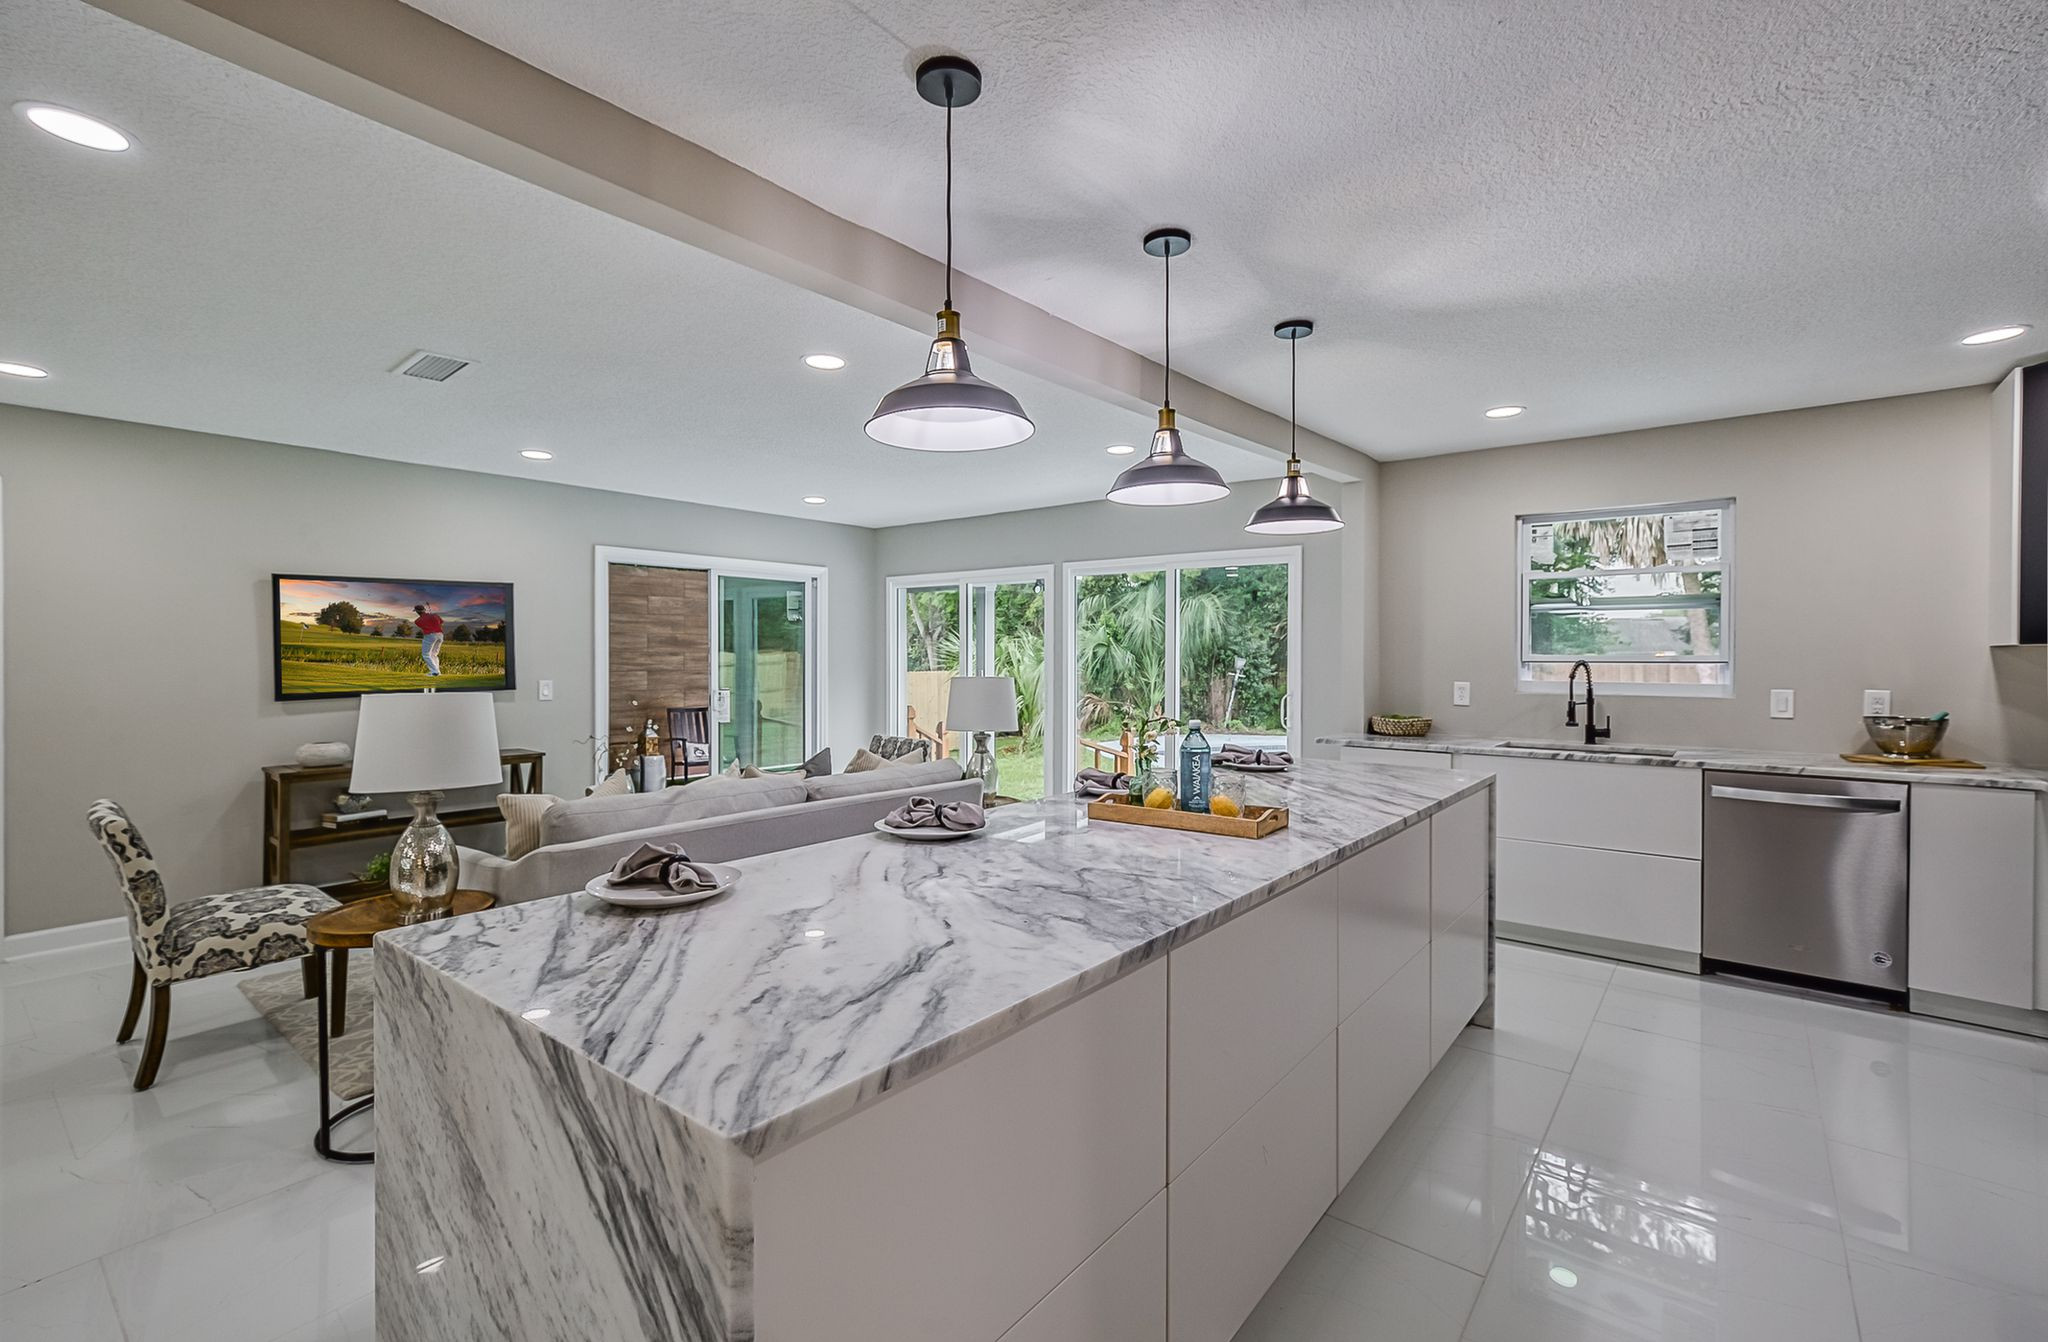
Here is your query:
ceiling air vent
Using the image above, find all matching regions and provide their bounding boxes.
[392,350,470,382]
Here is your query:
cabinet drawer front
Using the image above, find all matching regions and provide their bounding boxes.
[754,960,1167,1342]
[1338,946,1430,1185]
[1168,1036,1336,1342]
[1478,756,1701,857]
[1341,745,1455,770]
[1338,822,1431,1019]
[1496,837,1701,954]
[999,1193,1165,1342]
[1169,871,1338,1180]
[1908,786,2039,1009]
[1432,794,1491,937]
[1431,900,1489,1063]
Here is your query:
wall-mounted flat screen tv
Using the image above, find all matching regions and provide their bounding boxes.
[273,574,515,700]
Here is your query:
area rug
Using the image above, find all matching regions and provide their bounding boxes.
[239,957,375,1100]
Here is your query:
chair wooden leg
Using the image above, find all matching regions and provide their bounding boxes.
[132,984,171,1091]
[116,958,146,1043]
[301,953,320,1000]
[330,948,349,1038]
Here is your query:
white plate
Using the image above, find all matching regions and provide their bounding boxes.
[873,818,984,841]
[584,863,742,909]
[1217,760,1290,773]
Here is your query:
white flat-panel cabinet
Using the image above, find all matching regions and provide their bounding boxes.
[1472,755,1701,858]
[1909,786,2039,1009]
[1337,821,1430,1018]
[1169,871,1337,1179]
[1432,900,1489,1062]
[999,1194,1165,1342]
[1338,946,1430,1184]
[753,960,1167,1342]
[1168,1037,1337,1342]
[1432,795,1490,936]
[1495,836,1701,954]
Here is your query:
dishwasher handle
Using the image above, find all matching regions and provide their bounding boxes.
[1709,783,1903,813]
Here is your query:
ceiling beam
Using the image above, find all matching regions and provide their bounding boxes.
[84,0,1374,483]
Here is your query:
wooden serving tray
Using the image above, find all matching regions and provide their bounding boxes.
[1086,794,1290,839]
[1839,753,1986,769]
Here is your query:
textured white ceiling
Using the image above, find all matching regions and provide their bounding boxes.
[0,0,1280,527]
[404,0,2048,457]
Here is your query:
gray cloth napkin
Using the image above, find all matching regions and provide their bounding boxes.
[609,842,722,893]
[1074,767,1130,795]
[1219,745,1293,766]
[883,794,986,832]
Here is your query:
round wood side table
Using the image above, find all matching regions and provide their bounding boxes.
[304,889,497,1163]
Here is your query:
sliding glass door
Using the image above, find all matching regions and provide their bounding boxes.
[718,575,812,772]
[1067,550,1299,782]
[889,569,1051,799]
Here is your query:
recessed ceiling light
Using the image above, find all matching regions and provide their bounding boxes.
[802,495,828,506]
[1106,443,1137,455]
[0,361,50,379]
[803,354,846,370]
[1484,405,1526,419]
[1548,1266,1578,1289]
[519,449,554,461]
[19,103,131,152]
[804,927,826,939]
[1961,325,2029,346]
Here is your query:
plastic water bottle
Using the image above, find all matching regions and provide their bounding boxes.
[1180,720,1213,814]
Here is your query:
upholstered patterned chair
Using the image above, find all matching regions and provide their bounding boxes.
[87,799,340,1090]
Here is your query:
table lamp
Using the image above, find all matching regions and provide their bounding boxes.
[945,676,1018,801]
[350,691,501,921]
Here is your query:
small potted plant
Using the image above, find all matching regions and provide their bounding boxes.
[1117,706,1184,809]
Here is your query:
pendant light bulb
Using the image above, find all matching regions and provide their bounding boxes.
[866,56,1033,452]
[1246,319,1344,534]
[1108,228,1230,506]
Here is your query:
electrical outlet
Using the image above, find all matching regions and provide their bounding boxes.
[1770,689,1795,719]
[1452,681,1472,707]
[537,679,554,702]
[1863,689,1892,716]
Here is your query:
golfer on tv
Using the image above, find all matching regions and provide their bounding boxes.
[413,603,445,677]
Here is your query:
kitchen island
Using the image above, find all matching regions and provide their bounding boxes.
[373,762,1496,1342]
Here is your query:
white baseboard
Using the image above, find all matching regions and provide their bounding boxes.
[2,915,127,961]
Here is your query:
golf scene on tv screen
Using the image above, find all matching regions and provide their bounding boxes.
[273,575,514,699]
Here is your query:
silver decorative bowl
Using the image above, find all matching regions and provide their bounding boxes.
[1863,715,1948,758]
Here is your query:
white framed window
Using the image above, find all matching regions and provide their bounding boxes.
[1516,500,1733,697]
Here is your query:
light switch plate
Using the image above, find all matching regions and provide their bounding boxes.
[1770,689,1795,719]
[1452,681,1472,707]
[1862,689,1892,716]
[537,679,554,702]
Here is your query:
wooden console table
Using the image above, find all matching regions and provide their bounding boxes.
[262,748,543,903]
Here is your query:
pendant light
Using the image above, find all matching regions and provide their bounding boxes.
[1245,319,1344,534]
[865,56,1033,452]
[1107,228,1230,506]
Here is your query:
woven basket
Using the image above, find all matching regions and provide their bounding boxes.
[1370,715,1433,737]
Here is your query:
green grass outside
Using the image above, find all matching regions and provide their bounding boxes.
[277,622,506,695]
[995,737,1047,801]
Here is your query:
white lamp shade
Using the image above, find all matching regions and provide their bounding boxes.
[349,692,502,793]
[945,676,1018,733]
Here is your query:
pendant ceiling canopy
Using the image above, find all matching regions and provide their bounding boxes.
[865,56,1033,453]
[1245,318,1344,534]
[1107,228,1230,507]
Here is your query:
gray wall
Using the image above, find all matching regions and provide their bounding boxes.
[1,404,879,938]
[1376,386,2048,764]
[873,471,1378,772]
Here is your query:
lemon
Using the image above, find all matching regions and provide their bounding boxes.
[1144,787,1176,809]
[1209,795,1242,818]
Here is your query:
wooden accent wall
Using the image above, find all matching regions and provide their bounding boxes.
[608,564,711,749]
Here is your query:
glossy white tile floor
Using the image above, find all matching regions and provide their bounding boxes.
[1239,942,2048,1342]
[5,939,2047,1341]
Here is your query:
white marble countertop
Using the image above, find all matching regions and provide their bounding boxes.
[1319,733,2048,792]
[377,761,1491,1159]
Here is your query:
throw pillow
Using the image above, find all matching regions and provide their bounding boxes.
[499,792,560,860]
[799,747,833,777]
[590,768,632,798]
[882,749,933,768]
[843,747,885,773]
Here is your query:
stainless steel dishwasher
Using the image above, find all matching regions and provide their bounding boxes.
[1702,771,1909,996]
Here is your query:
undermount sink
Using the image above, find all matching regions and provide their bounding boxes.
[1496,740,1681,758]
